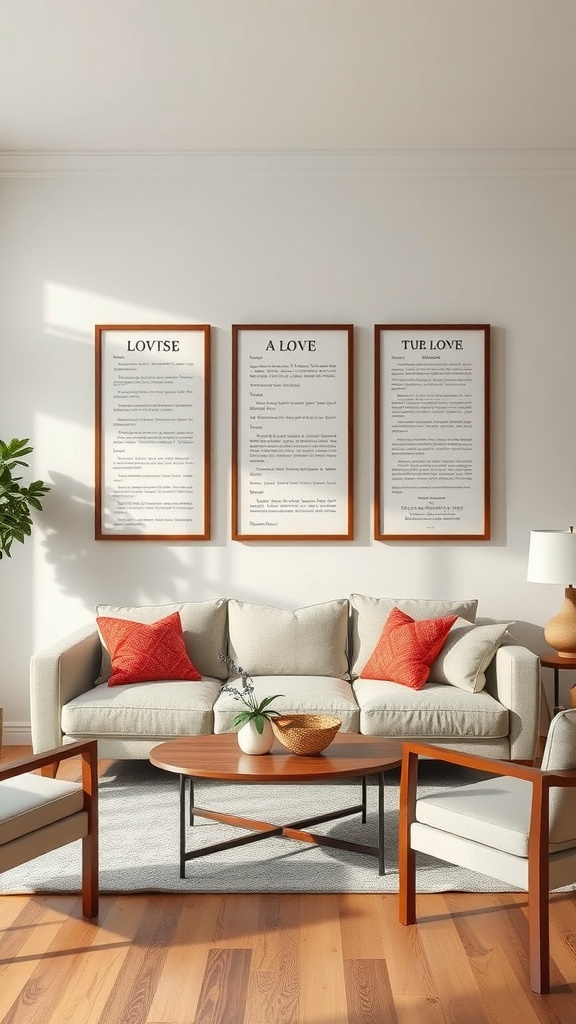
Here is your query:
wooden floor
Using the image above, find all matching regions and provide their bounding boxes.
[2,747,576,1024]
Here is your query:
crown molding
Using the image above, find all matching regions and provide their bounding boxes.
[1,149,576,178]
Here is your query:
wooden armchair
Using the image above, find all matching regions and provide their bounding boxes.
[0,740,98,918]
[399,709,576,994]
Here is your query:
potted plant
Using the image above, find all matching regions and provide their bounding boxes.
[0,437,51,559]
[217,654,284,754]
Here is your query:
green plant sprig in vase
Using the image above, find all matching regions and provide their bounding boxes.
[217,653,284,734]
[0,437,51,559]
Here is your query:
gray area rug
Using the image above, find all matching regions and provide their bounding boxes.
[0,759,531,895]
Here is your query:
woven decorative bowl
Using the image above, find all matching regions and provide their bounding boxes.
[271,714,342,755]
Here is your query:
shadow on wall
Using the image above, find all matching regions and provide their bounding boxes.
[509,620,545,655]
[41,471,211,613]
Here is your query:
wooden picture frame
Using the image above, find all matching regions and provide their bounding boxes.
[95,324,211,540]
[232,324,354,541]
[375,324,490,541]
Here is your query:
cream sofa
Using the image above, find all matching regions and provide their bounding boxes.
[30,595,541,762]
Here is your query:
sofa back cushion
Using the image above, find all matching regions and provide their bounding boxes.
[227,599,349,679]
[348,594,478,679]
[96,600,228,682]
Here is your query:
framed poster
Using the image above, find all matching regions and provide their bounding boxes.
[375,324,490,541]
[232,324,354,540]
[95,324,211,540]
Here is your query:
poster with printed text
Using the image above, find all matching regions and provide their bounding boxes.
[95,324,211,540]
[375,324,490,541]
[232,324,354,540]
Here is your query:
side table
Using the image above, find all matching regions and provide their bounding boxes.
[539,653,576,715]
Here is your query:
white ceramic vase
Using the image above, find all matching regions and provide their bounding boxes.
[237,718,274,755]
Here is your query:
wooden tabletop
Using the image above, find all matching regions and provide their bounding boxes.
[539,652,576,670]
[150,733,403,783]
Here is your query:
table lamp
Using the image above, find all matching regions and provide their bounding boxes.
[527,527,576,657]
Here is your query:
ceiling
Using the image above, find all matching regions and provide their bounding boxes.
[2,0,576,153]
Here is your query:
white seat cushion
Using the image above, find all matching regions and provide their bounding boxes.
[415,773,576,856]
[0,774,83,844]
[212,675,360,733]
[62,678,223,738]
[353,678,508,738]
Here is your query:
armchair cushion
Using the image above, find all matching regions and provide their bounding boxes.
[0,741,98,918]
[414,775,533,856]
[540,704,576,771]
[0,775,83,845]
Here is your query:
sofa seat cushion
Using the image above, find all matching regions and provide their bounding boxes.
[212,676,360,734]
[61,678,223,738]
[227,599,350,680]
[352,678,508,739]
[0,775,83,845]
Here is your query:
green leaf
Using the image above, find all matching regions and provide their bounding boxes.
[254,715,265,734]
[25,496,43,511]
[232,712,253,728]
[257,694,285,712]
[0,437,50,559]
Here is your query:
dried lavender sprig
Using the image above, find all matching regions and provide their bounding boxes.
[217,652,252,689]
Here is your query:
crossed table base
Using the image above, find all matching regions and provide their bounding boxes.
[150,733,404,878]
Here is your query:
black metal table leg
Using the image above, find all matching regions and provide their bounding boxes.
[175,767,393,876]
[378,772,385,875]
[179,774,186,878]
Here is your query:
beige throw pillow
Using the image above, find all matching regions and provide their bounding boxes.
[429,619,513,692]
[227,599,349,679]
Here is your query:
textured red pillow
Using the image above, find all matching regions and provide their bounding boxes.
[359,607,457,690]
[97,611,201,686]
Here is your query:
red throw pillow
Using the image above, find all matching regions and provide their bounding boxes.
[359,607,457,690]
[97,611,201,686]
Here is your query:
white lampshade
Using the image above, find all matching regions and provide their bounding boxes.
[528,528,576,657]
[527,529,576,585]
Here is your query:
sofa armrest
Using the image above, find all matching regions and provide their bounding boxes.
[30,624,102,753]
[484,643,541,761]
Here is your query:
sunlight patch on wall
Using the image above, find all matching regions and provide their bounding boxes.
[43,281,197,342]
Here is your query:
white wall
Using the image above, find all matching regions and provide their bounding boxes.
[2,152,576,738]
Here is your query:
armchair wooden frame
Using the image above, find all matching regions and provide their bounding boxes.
[398,740,576,994]
[0,740,98,918]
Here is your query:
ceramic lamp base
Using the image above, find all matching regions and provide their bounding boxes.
[544,586,576,657]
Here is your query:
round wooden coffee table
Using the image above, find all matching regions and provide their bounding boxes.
[150,733,403,878]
